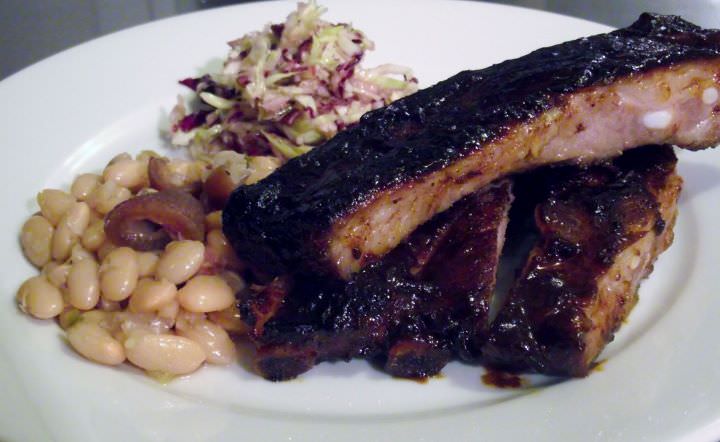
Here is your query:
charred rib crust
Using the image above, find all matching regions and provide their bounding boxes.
[482,146,680,376]
[247,183,512,380]
[224,14,720,276]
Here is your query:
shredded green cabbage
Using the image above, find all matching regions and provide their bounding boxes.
[170,0,418,161]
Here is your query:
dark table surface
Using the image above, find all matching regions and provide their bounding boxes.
[2,0,718,81]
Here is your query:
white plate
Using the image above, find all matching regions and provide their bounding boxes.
[1,1,719,441]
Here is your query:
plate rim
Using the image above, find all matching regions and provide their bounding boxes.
[1,1,718,441]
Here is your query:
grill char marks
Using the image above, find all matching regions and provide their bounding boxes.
[224,13,720,279]
[482,146,681,377]
[244,182,513,381]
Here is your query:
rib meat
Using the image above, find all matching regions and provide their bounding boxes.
[243,182,512,381]
[224,13,720,279]
[482,146,681,377]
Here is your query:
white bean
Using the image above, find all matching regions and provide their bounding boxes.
[20,215,54,267]
[78,309,109,325]
[96,241,117,262]
[51,222,76,262]
[99,247,139,301]
[51,202,90,261]
[136,252,159,278]
[108,153,132,165]
[111,312,172,343]
[166,159,203,184]
[58,308,82,330]
[157,299,180,323]
[136,150,160,164]
[98,298,122,312]
[67,320,125,365]
[103,159,147,190]
[81,219,106,252]
[246,155,280,185]
[177,275,234,313]
[124,333,205,375]
[42,262,71,288]
[87,181,131,215]
[176,316,236,365]
[67,259,100,310]
[16,276,64,319]
[37,189,75,226]
[206,229,239,268]
[128,278,177,313]
[156,240,205,285]
[218,271,246,295]
[63,202,91,236]
[205,210,222,230]
[208,303,248,335]
[135,187,157,196]
[69,243,95,264]
[71,173,101,201]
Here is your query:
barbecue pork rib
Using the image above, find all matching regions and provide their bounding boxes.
[224,13,720,279]
[243,182,512,381]
[482,146,681,377]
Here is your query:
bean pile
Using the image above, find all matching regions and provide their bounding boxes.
[17,150,279,379]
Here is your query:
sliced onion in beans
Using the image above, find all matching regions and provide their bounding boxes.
[203,167,239,210]
[104,189,205,251]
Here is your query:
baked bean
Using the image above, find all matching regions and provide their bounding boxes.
[136,252,159,278]
[103,159,147,190]
[42,262,71,288]
[205,210,222,230]
[156,240,205,284]
[37,189,75,226]
[70,173,101,201]
[20,215,54,267]
[87,181,131,215]
[67,320,125,365]
[208,302,248,334]
[16,276,64,319]
[124,333,205,375]
[51,222,76,262]
[128,278,176,313]
[177,275,234,313]
[99,247,139,301]
[81,219,106,252]
[176,316,236,365]
[67,259,100,310]
[246,156,281,185]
